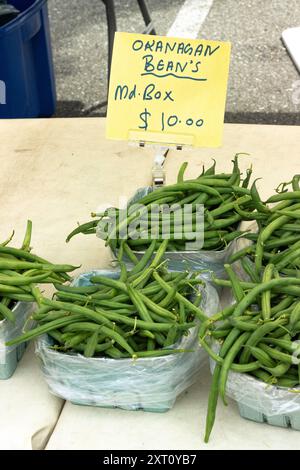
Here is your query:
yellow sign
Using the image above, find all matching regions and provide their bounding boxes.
[106,32,231,148]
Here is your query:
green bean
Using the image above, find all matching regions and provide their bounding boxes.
[38,311,72,323]
[164,325,178,347]
[123,242,139,264]
[75,340,114,354]
[239,319,288,364]
[147,239,169,268]
[84,329,101,357]
[265,235,300,250]
[203,159,216,176]
[148,311,172,324]
[227,154,241,186]
[234,205,266,221]
[126,284,153,322]
[179,301,185,324]
[258,343,295,364]
[262,362,291,377]
[224,264,244,302]
[0,231,15,247]
[94,308,193,332]
[210,195,252,218]
[259,337,299,354]
[228,245,255,264]
[6,314,84,346]
[48,330,64,344]
[242,165,253,188]
[0,284,28,295]
[54,283,99,295]
[281,268,300,277]
[153,331,166,346]
[205,214,241,230]
[147,338,156,350]
[30,285,43,307]
[138,292,177,320]
[292,175,300,191]
[152,271,207,322]
[220,328,242,357]
[42,298,122,331]
[212,278,254,289]
[261,264,274,320]
[90,276,127,292]
[0,246,68,270]
[158,285,177,308]
[131,190,182,206]
[21,220,32,251]
[66,220,99,242]
[147,288,167,305]
[139,330,155,340]
[177,161,188,182]
[251,369,276,384]
[0,301,15,322]
[267,191,300,203]
[271,237,300,263]
[219,331,251,404]
[204,326,243,440]
[131,266,154,289]
[246,346,276,368]
[277,377,299,387]
[158,182,224,198]
[173,192,202,208]
[276,209,300,220]
[126,336,138,351]
[199,305,235,339]
[204,364,221,443]
[3,293,35,302]
[0,272,50,286]
[229,318,258,331]
[62,321,134,355]
[128,240,156,276]
[271,296,295,314]
[32,305,54,319]
[211,329,231,338]
[225,231,246,244]
[0,258,77,273]
[250,180,270,214]
[289,303,300,332]
[129,348,192,358]
[276,248,300,271]
[255,214,291,272]
[97,300,135,312]
[279,223,300,233]
[65,332,89,349]
[106,346,125,358]
[54,291,91,304]
[233,278,300,318]
[240,257,260,283]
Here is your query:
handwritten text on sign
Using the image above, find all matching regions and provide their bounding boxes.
[106,32,231,147]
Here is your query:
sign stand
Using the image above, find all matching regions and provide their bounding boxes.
[106,32,231,185]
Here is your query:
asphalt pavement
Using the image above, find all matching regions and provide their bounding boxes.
[48,0,300,123]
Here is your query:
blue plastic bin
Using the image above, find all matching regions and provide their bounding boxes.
[0,0,56,118]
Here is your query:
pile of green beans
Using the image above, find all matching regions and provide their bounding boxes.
[231,175,300,275]
[202,263,300,442]
[7,240,208,359]
[66,156,269,252]
[0,221,77,323]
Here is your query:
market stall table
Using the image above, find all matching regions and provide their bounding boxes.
[1,118,300,450]
[0,343,63,450]
[46,364,300,451]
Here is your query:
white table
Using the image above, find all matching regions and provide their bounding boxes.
[1,118,300,449]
